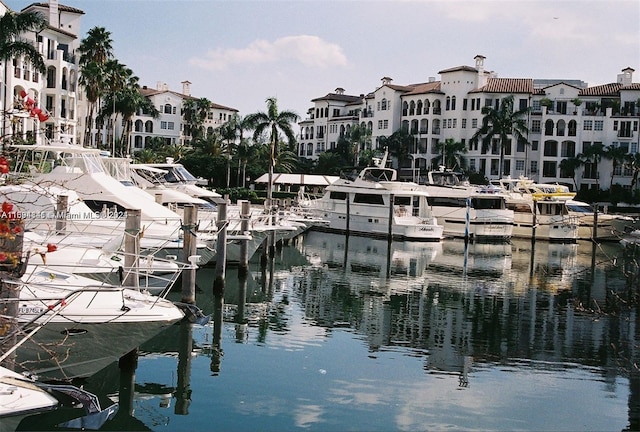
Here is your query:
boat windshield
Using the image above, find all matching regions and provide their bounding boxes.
[566,202,592,213]
[163,165,198,184]
[430,171,466,186]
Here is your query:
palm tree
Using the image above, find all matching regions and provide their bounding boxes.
[604,144,628,190]
[245,97,299,222]
[348,123,372,167]
[559,156,582,191]
[101,59,132,154]
[220,113,246,188]
[625,152,640,192]
[431,138,468,171]
[380,128,413,171]
[472,95,530,179]
[236,140,254,188]
[78,26,114,146]
[0,9,46,140]
[181,97,210,143]
[111,87,160,156]
[0,10,46,73]
[578,142,606,192]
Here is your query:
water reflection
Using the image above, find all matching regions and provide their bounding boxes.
[37,232,640,431]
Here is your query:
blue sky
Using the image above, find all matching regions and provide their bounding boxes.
[5,0,640,120]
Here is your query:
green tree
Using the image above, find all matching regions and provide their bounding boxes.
[101,59,132,154]
[624,152,640,192]
[577,142,606,192]
[77,26,114,146]
[431,138,468,171]
[472,95,530,179]
[349,124,372,167]
[380,128,414,170]
[0,10,46,73]
[181,97,211,143]
[604,144,627,190]
[245,97,299,218]
[559,156,582,191]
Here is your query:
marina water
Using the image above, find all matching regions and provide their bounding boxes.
[32,231,639,431]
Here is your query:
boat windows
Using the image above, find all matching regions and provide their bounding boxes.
[537,202,566,216]
[427,197,467,207]
[354,194,385,205]
[393,196,411,206]
[329,191,347,200]
[508,203,533,213]
[83,200,126,215]
[472,197,505,210]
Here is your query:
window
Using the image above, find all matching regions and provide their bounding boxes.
[461,119,467,129]
[462,99,468,111]
[531,160,538,174]
[161,121,167,129]
[516,138,526,153]
[164,104,172,114]
[378,120,383,129]
[383,120,389,129]
[381,99,388,110]
[531,120,541,133]
[561,141,575,157]
[542,161,556,177]
[451,96,456,110]
[472,119,478,128]
[519,98,528,111]
[354,193,385,205]
[516,160,525,171]
[168,122,174,130]
[583,120,593,131]
[594,120,603,131]
[544,140,558,157]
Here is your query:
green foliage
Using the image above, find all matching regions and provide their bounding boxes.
[314,151,350,175]
[215,187,260,204]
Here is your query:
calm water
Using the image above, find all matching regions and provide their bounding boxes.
[36,231,640,431]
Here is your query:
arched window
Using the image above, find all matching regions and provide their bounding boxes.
[401,120,410,131]
[433,119,441,134]
[410,119,418,134]
[556,120,566,136]
[451,96,456,111]
[134,135,143,148]
[424,99,430,114]
[345,124,351,135]
[145,120,153,133]
[544,119,554,135]
[433,100,441,114]
[61,67,68,90]
[446,96,451,111]
[135,120,143,132]
[339,125,345,137]
[381,98,388,110]
[306,143,313,156]
[164,104,172,114]
[417,100,423,115]
[145,136,152,147]
[46,66,56,88]
[409,101,416,116]
[402,101,408,116]
[567,120,577,136]
[310,126,314,139]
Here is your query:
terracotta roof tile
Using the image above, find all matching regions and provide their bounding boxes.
[23,2,84,14]
[621,83,640,90]
[578,83,621,97]
[470,78,534,94]
[438,65,478,74]
[311,93,362,103]
[403,81,443,96]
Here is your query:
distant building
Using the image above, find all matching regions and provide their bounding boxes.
[299,56,640,193]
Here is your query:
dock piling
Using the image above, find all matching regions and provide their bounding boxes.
[181,204,198,304]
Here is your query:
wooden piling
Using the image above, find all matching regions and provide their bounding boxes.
[239,200,251,275]
[181,204,198,304]
[55,194,68,234]
[213,200,227,296]
[123,209,141,288]
[387,194,394,242]
[592,202,599,241]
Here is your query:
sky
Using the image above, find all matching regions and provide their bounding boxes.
[5,0,640,120]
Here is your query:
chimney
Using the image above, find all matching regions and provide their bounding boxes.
[156,81,169,91]
[617,67,635,86]
[181,80,192,96]
[49,0,60,28]
[428,77,435,83]
[335,87,345,95]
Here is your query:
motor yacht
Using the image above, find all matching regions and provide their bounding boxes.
[307,160,443,242]
[565,199,637,241]
[419,168,514,241]
[490,177,579,243]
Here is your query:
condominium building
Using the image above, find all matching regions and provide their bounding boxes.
[0,0,83,146]
[298,55,640,192]
[1,1,237,154]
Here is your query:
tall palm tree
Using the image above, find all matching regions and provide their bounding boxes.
[604,144,628,190]
[349,123,372,167]
[0,10,46,73]
[0,10,46,139]
[101,59,132,154]
[78,26,113,146]
[472,95,530,179]
[245,97,299,221]
[625,152,640,192]
[181,97,210,143]
[578,142,606,192]
[559,156,582,191]
[431,138,468,171]
[220,113,245,188]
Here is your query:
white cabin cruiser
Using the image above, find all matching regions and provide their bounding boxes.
[308,161,443,242]
[419,169,514,241]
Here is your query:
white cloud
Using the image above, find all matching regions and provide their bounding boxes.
[189,35,348,71]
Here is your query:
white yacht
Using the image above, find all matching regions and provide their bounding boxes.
[0,366,59,429]
[490,177,579,243]
[7,145,216,264]
[419,169,514,241]
[308,160,443,242]
[565,199,637,241]
[2,266,184,381]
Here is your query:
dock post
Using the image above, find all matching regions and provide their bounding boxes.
[345,197,351,235]
[464,197,471,243]
[123,209,141,288]
[55,194,68,234]
[181,204,198,304]
[531,200,538,245]
[175,320,193,415]
[214,200,227,296]
[592,202,599,241]
[239,200,251,276]
[388,194,394,242]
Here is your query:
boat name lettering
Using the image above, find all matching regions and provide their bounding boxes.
[19,306,46,314]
